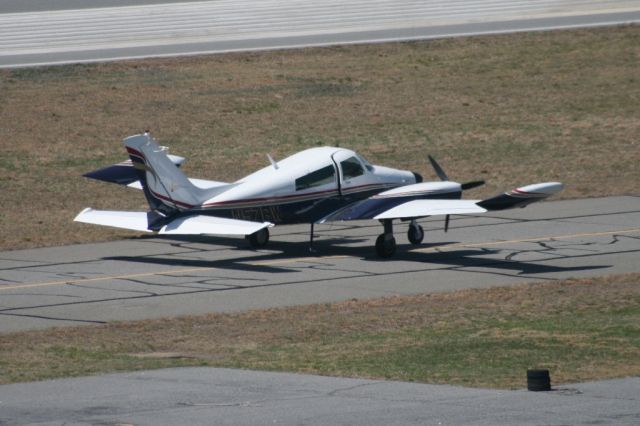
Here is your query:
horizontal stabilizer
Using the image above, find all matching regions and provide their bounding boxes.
[74,208,151,232]
[127,177,230,191]
[74,208,272,236]
[83,162,139,185]
[373,199,487,220]
[83,154,186,185]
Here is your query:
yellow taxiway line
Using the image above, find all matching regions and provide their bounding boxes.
[1,227,638,292]
[413,227,640,253]
[0,268,216,292]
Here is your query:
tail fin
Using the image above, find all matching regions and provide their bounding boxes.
[124,133,204,215]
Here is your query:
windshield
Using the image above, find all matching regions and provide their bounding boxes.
[357,154,374,172]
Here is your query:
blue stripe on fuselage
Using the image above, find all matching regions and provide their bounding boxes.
[175,187,462,226]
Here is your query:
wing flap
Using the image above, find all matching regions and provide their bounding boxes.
[74,208,272,236]
[160,215,272,236]
[373,199,487,220]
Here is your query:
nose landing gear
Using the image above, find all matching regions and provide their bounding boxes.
[407,220,424,245]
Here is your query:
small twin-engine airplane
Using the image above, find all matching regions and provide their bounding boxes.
[75,133,563,257]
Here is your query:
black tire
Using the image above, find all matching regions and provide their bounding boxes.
[407,224,424,245]
[375,234,396,258]
[246,228,269,248]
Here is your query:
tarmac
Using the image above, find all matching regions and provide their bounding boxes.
[1,196,639,333]
[1,368,638,425]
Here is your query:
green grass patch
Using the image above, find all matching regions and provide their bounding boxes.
[1,273,638,388]
[0,25,638,250]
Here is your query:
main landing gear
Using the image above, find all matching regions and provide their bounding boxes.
[375,219,424,258]
[375,220,397,258]
[246,227,269,248]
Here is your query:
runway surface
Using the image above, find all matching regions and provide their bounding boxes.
[1,196,639,333]
[1,0,639,68]
[1,367,638,425]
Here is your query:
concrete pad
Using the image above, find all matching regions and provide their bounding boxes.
[0,368,638,425]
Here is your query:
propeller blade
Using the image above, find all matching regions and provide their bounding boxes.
[444,214,450,232]
[461,180,485,191]
[428,155,449,181]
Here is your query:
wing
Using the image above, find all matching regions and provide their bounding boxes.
[74,208,272,236]
[373,199,486,220]
[319,198,486,222]
[320,182,563,222]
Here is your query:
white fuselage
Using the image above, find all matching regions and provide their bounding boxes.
[200,147,418,210]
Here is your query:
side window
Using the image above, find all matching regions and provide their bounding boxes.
[295,165,336,191]
[340,156,364,179]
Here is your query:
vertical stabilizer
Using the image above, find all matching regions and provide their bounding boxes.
[124,133,202,214]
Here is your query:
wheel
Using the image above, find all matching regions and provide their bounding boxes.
[407,223,424,245]
[375,234,396,258]
[246,228,269,248]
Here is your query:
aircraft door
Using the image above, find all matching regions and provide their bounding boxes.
[331,150,369,197]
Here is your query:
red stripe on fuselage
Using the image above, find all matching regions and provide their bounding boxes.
[126,147,144,158]
[149,188,194,209]
[201,183,394,209]
[125,146,194,209]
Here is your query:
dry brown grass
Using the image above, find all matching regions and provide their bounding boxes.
[0,273,638,387]
[1,25,638,250]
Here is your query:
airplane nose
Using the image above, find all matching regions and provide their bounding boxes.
[412,172,423,183]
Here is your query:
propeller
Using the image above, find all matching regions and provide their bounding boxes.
[428,155,449,181]
[461,180,485,191]
[427,155,485,232]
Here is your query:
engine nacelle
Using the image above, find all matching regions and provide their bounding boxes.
[376,181,462,199]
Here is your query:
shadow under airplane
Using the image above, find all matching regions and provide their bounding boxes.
[107,233,611,279]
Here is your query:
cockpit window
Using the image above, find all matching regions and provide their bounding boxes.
[340,156,365,179]
[295,165,336,191]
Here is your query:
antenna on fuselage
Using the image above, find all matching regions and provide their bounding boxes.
[267,154,279,170]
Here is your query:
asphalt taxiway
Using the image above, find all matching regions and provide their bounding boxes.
[1,196,639,333]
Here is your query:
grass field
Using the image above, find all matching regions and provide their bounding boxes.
[0,25,639,250]
[1,273,638,388]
